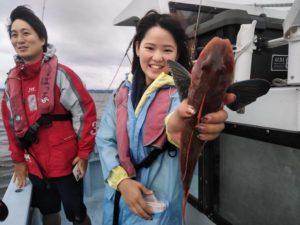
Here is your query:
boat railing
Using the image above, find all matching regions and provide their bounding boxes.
[1,176,32,225]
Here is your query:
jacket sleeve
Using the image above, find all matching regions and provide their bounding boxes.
[1,92,25,163]
[95,94,121,181]
[56,65,97,160]
[165,92,181,146]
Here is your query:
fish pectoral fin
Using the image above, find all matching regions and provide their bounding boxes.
[167,60,191,101]
[226,79,271,111]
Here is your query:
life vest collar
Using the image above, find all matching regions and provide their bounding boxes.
[6,54,58,138]
[115,79,176,177]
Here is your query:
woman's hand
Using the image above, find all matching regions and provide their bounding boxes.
[13,162,27,188]
[196,109,228,141]
[196,93,236,141]
[166,99,196,146]
[118,178,153,220]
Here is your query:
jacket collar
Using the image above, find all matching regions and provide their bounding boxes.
[133,72,175,116]
[14,43,56,65]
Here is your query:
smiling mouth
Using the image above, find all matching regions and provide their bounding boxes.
[150,64,164,70]
[18,46,28,51]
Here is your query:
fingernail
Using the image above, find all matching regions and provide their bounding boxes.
[202,115,210,122]
[196,126,204,132]
[197,134,204,140]
[188,106,195,114]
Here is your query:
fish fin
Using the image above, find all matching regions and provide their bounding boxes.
[226,79,271,111]
[167,60,191,101]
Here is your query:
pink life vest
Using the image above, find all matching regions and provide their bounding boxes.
[6,56,58,138]
[115,85,177,177]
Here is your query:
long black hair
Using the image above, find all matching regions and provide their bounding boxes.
[131,10,192,73]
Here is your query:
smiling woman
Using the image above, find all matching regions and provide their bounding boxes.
[135,26,178,85]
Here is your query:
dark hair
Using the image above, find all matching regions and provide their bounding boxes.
[7,5,48,52]
[131,10,192,73]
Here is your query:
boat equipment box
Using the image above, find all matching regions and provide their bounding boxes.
[188,9,288,83]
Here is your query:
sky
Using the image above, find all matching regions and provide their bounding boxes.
[0,0,135,90]
[0,0,293,90]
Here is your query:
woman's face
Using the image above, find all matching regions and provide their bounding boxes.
[10,19,45,64]
[136,26,178,85]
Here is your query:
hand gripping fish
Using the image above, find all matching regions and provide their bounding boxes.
[167,37,270,218]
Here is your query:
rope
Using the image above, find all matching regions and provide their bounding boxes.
[107,39,133,90]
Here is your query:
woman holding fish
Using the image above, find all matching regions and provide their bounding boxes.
[96,10,234,225]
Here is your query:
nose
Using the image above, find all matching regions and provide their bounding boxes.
[152,50,164,62]
[16,35,25,43]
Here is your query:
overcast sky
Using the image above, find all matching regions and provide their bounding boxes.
[0,0,293,89]
[0,0,135,90]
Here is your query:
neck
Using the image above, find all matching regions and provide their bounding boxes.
[23,53,44,65]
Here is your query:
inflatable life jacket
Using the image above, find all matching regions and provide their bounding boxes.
[115,84,177,177]
[6,56,71,149]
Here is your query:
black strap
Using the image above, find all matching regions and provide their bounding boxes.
[18,114,72,188]
[113,191,121,225]
[134,148,164,170]
[26,150,51,189]
[18,114,72,150]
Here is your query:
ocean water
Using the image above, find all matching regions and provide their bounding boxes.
[0,90,112,199]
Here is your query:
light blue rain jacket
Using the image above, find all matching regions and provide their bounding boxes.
[96,73,183,225]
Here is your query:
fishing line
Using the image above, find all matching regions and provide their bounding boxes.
[41,0,46,21]
[192,0,203,58]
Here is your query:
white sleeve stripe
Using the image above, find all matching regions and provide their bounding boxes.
[56,68,85,139]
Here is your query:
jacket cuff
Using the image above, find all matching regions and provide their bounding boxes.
[78,151,90,161]
[11,151,25,163]
[107,166,129,190]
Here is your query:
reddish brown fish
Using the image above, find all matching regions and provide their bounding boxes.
[168,37,234,215]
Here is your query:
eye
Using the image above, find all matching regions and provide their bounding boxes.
[145,46,154,51]
[164,49,173,53]
[11,31,18,37]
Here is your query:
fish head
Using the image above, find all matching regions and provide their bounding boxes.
[191,37,234,94]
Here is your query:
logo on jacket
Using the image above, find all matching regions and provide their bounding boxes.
[41,97,50,103]
[28,87,36,93]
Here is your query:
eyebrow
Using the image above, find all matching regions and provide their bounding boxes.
[144,42,176,48]
[11,28,31,33]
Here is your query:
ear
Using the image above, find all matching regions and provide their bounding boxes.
[41,38,46,46]
[135,41,140,57]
